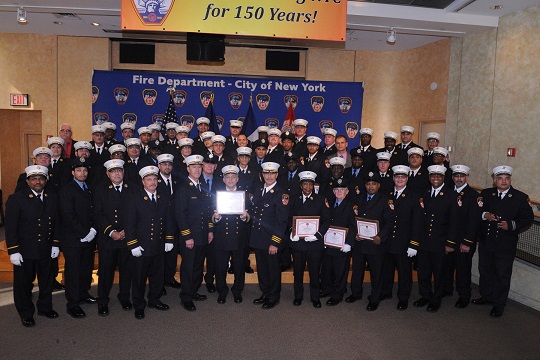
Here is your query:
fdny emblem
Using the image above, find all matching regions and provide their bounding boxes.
[152,114,165,128]
[93,113,109,125]
[92,86,99,104]
[457,196,462,207]
[338,97,352,114]
[123,113,138,126]
[284,95,298,110]
[353,204,359,216]
[346,122,359,139]
[142,89,157,106]
[114,87,129,105]
[311,96,324,112]
[200,91,213,108]
[256,94,270,110]
[265,118,279,129]
[173,90,186,107]
[228,92,243,109]
[319,120,334,135]
[180,115,195,130]
[388,199,394,210]
[216,116,224,131]
[282,194,289,206]
[419,198,424,209]
[477,197,483,208]
[133,0,174,26]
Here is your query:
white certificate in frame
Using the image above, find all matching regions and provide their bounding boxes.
[324,226,348,248]
[356,217,379,240]
[216,191,245,215]
[293,216,320,237]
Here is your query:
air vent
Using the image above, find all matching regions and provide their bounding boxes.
[450,0,477,12]
[53,13,82,20]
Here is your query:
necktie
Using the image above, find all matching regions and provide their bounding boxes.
[339,154,343,158]
[115,185,120,192]
[303,196,306,204]
[395,191,399,200]
[354,169,358,177]
[410,171,414,177]
[197,183,201,192]
[262,188,266,196]
[258,159,262,165]
[268,148,272,154]
[334,201,339,208]
[167,179,172,194]
[83,183,88,192]
[367,195,372,202]
[206,178,211,192]
[52,159,57,168]
[97,148,101,155]
[233,138,236,145]
[36,193,43,202]
[288,173,293,182]
[151,193,157,206]
[498,192,503,200]
[432,190,436,198]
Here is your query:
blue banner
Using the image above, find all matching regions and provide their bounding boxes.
[92,70,363,142]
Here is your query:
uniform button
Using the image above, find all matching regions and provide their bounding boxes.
[151,233,154,236]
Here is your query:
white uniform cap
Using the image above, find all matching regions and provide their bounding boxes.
[433,147,449,157]
[25,165,48,178]
[299,171,317,182]
[125,138,142,147]
[322,128,337,137]
[257,126,269,133]
[222,165,240,175]
[108,144,126,154]
[407,147,424,157]
[33,147,53,157]
[360,128,374,136]
[329,157,346,167]
[427,132,441,141]
[306,136,322,146]
[293,119,308,127]
[196,117,210,125]
[157,154,174,164]
[47,136,65,147]
[451,165,470,175]
[261,162,280,173]
[268,128,282,137]
[401,125,415,134]
[428,165,447,175]
[148,123,161,132]
[121,122,135,131]
[212,135,226,144]
[138,127,152,135]
[177,125,190,134]
[493,165,513,176]
[376,152,391,161]
[392,165,411,175]
[74,141,92,150]
[236,147,253,156]
[185,155,204,166]
[201,131,215,140]
[104,159,125,171]
[165,122,178,131]
[178,138,194,147]
[91,125,106,134]
[139,165,159,178]
[103,122,117,131]
[230,120,243,127]
[384,131,399,140]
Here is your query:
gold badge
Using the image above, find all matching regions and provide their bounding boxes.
[144,196,148,200]
[282,194,289,205]
[477,197,483,208]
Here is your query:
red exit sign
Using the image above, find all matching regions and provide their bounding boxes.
[10,93,29,106]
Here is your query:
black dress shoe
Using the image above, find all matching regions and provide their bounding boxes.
[345,295,362,303]
[148,302,169,311]
[165,280,182,289]
[455,298,470,308]
[262,299,279,309]
[245,267,254,274]
[21,317,35,327]
[472,297,491,305]
[326,298,342,306]
[442,291,453,298]
[52,280,65,292]
[81,296,97,304]
[192,293,207,301]
[293,298,302,306]
[38,310,59,318]
[161,287,168,296]
[379,294,393,301]
[121,300,133,310]
[135,309,145,320]
[367,302,379,311]
[397,301,408,311]
[98,305,109,316]
[217,297,226,304]
[234,296,243,304]
[253,295,268,305]
[68,306,86,318]
[181,301,196,312]
[319,291,331,298]
[426,302,440,312]
[206,283,216,293]
[312,301,322,308]
[413,298,430,307]
[489,306,504,318]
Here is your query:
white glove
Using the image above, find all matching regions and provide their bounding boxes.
[340,244,352,253]
[81,228,97,242]
[10,253,24,266]
[165,243,174,252]
[131,246,144,257]
[290,234,300,242]
[51,247,60,259]
[407,248,417,257]
[304,235,318,242]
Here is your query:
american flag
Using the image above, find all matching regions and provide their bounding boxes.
[164,90,179,126]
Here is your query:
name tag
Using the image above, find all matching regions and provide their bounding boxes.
[191,196,197,199]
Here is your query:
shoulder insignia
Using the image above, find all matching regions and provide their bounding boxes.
[29,194,34,198]
[419,198,424,209]
[508,193,513,198]
[144,196,148,200]
[477,197,483,208]
[439,192,444,196]
[353,204,359,216]
[124,184,128,188]
[282,194,289,205]
[388,199,394,210]
[325,198,330,208]
[457,196,462,207]
[109,185,113,189]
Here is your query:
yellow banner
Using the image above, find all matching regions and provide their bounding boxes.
[121,0,347,42]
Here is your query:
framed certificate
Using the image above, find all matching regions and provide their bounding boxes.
[356,217,379,240]
[324,226,348,248]
[292,216,320,237]
[216,191,245,215]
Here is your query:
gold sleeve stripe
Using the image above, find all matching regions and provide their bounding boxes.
[410,241,420,246]
[181,229,191,236]
[165,236,174,240]
[127,240,138,246]
[53,239,60,243]
[104,225,112,234]
[7,245,19,250]
[463,238,474,244]
[208,223,214,228]
[447,240,456,244]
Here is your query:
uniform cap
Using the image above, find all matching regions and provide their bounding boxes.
[104,159,124,171]
[306,136,322,146]
[252,139,269,149]
[433,147,449,157]
[72,157,89,169]
[493,165,513,176]
[157,153,174,164]
[401,125,415,134]
[91,125,106,134]
[293,119,308,127]
[125,138,142,147]
[329,157,346,167]
[229,120,243,128]
[120,122,135,131]
[33,147,53,157]
[261,162,280,173]
[236,146,252,156]
[376,152,391,161]
[299,171,317,182]
[280,131,295,142]
[360,128,374,136]
[257,126,269,133]
[322,128,337,137]
[74,141,92,151]
[25,165,48,178]
[332,177,349,189]
[108,144,126,154]
[103,122,117,131]
[428,165,447,175]
[176,125,190,134]
[222,165,240,175]
[148,140,163,150]
[451,165,470,175]
[178,138,194,148]
[384,131,399,140]
[350,147,363,158]
[138,127,152,136]
[165,122,178,131]
[364,171,381,183]
[212,135,226,144]
[392,165,411,175]
[47,136,65,147]
[148,123,161,132]
[201,131,215,140]
[427,132,441,141]
[268,128,282,137]
[185,154,204,166]
[407,147,424,157]
[139,165,159,178]
[196,117,210,125]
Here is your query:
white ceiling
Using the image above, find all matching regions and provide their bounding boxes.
[0,0,539,51]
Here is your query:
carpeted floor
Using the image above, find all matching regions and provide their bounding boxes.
[0,283,539,360]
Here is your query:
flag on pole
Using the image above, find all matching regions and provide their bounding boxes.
[204,94,220,135]
[163,88,179,139]
[243,94,258,142]
[281,102,296,133]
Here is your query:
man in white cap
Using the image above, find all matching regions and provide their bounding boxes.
[432,147,452,184]
[407,147,430,196]
[125,165,175,319]
[93,159,134,316]
[47,137,71,194]
[472,166,533,318]
[175,125,190,141]
[6,165,60,327]
[89,125,110,183]
[15,147,53,193]
[318,128,337,158]
[303,136,324,177]
[108,144,126,160]
[352,128,377,172]
[292,119,309,158]
[173,138,194,181]
[162,123,180,155]
[212,135,234,168]
[102,122,119,147]
[120,122,135,142]
[138,127,152,156]
[175,155,215,311]
[288,171,331,308]
[320,156,348,199]
[148,123,161,141]
[192,117,211,155]
[413,164,457,313]
[265,128,284,164]
[378,131,404,167]
[423,132,441,168]
[225,120,244,158]
[124,138,152,185]
[397,125,422,152]
[250,162,290,309]
[375,152,394,194]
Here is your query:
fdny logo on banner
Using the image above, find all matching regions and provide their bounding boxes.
[216,116,224,131]
[142,89,157,106]
[123,113,138,126]
[173,90,186,107]
[152,114,165,128]
[265,118,279,129]
[94,113,109,125]
[92,86,99,104]
[200,91,213,108]
[180,115,195,130]
[133,0,174,26]
[311,96,324,112]
[228,92,243,109]
[114,88,129,105]
[338,97,352,114]
[256,94,270,110]
[237,116,245,123]
[346,122,359,139]
[284,95,298,110]
[319,120,334,135]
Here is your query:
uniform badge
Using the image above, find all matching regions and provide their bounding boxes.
[325,198,330,208]
[388,199,394,210]
[439,192,444,196]
[353,204,358,216]
[270,189,274,193]
[477,197,483,208]
[109,185,113,189]
[401,193,406,197]
[457,196,462,207]
[355,186,360,195]
[29,194,34,198]
[325,159,330,168]
[282,194,289,205]
[144,196,148,200]
[419,198,424,209]
[508,194,512,198]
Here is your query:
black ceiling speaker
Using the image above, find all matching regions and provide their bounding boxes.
[186,33,225,62]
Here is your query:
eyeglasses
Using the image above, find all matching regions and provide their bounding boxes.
[60,129,72,133]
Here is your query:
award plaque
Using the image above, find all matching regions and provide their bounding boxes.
[216,191,245,215]
[324,226,348,248]
[292,216,320,237]
[356,217,379,240]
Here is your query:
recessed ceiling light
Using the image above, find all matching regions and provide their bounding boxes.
[491,5,503,10]
[91,22,100,26]
[350,37,357,41]
[53,21,63,25]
